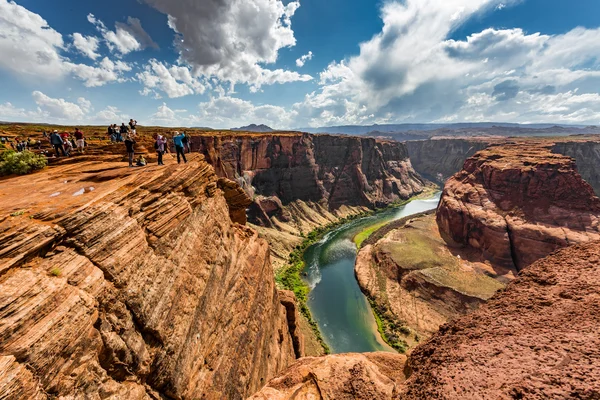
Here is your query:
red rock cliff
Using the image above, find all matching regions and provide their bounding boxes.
[191,133,425,225]
[0,158,300,399]
[437,143,600,270]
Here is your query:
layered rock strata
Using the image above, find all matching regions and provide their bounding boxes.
[248,352,407,400]
[190,133,426,267]
[552,140,600,197]
[0,158,300,399]
[405,138,492,183]
[437,143,600,270]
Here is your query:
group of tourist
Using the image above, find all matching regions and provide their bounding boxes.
[108,119,137,142]
[124,131,190,168]
[47,128,85,157]
[1,136,41,152]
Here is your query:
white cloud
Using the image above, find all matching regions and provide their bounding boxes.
[0,0,66,80]
[0,102,28,119]
[290,0,600,127]
[32,91,86,120]
[142,0,311,88]
[94,105,127,123]
[67,56,131,87]
[71,33,100,60]
[151,102,178,124]
[88,13,146,55]
[296,51,313,67]
[137,59,205,98]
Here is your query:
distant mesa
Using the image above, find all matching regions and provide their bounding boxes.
[232,124,275,132]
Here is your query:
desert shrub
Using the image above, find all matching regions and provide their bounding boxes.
[0,150,47,176]
[50,268,62,277]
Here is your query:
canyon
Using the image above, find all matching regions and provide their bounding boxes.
[189,133,426,268]
[1,125,600,399]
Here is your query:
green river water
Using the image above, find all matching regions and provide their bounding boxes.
[302,193,441,354]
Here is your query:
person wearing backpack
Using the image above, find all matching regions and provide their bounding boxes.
[50,130,66,157]
[181,131,190,153]
[155,134,167,165]
[124,134,136,167]
[172,131,187,164]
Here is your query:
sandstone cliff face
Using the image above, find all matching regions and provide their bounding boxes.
[192,133,424,219]
[0,158,300,399]
[437,143,600,270]
[191,133,425,268]
[248,352,407,400]
[400,241,600,399]
[405,139,491,183]
[552,140,600,197]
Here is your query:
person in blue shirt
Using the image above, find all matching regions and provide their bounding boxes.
[172,131,187,164]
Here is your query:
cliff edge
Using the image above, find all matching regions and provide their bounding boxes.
[0,157,300,399]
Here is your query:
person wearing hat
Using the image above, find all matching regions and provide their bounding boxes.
[50,130,66,157]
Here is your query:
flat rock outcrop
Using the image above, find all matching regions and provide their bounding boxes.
[0,157,299,399]
[400,241,600,399]
[437,143,600,270]
[247,352,407,400]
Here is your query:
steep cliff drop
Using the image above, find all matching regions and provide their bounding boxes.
[190,133,426,268]
[0,156,300,399]
[437,142,600,270]
[251,240,600,399]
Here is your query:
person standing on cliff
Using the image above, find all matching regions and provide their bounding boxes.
[50,130,66,157]
[172,131,187,164]
[124,134,136,167]
[74,128,85,154]
[155,133,167,166]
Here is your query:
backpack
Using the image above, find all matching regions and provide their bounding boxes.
[182,135,189,144]
[154,141,159,150]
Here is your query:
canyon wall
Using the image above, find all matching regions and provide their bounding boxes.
[191,133,426,267]
[437,142,600,270]
[0,158,300,399]
[405,138,492,183]
[552,140,600,196]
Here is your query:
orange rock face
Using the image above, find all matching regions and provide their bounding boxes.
[437,143,600,270]
[400,241,600,399]
[0,158,299,399]
[247,352,407,400]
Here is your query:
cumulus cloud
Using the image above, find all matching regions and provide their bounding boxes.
[0,0,66,80]
[71,33,100,60]
[141,0,311,88]
[190,95,297,129]
[296,51,313,67]
[137,60,205,98]
[32,91,86,120]
[88,13,153,55]
[291,0,600,127]
[95,105,127,123]
[67,57,131,87]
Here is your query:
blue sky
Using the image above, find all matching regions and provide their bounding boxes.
[1,0,600,128]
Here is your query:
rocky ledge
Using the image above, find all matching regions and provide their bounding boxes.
[437,142,600,270]
[0,156,301,399]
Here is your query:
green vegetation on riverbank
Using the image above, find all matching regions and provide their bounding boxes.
[275,212,372,354]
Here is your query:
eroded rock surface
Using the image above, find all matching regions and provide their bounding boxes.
[247,352,407,400]
[191,133,426,268]
[437,143,600,270]
[356,213,509,347]
[0,158,299,399]
[400,241,600,399]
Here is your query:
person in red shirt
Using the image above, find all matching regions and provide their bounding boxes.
[74,128,85,153]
